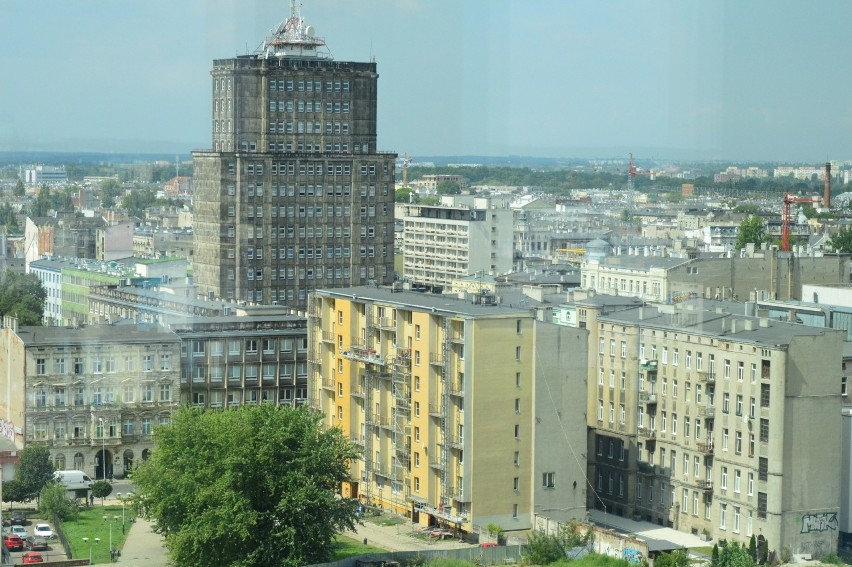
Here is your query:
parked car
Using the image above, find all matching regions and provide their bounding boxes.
[25,535,48,551]
[3,533,24,551]
[22,551,44,564]
[10,511,26,525]
[33,524,52,539]
[11,525,27,538]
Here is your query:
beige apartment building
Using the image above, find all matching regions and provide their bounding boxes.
[575,299,842,555]
[308,287,588,536]
[0,317,181,480]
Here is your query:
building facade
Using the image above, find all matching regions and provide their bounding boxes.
[402,201,513,289]
[193,5,395,308]
[308,287,588,535]
[0,317,181,480]
[174,313,309,409]
[572,299,843,555]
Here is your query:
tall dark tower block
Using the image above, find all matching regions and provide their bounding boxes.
[193,2,396,308]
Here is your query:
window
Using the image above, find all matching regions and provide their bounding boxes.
[758,492,767,519]
[515,346,521,360]
[734,469,741,493]
[142,418,152,435]
[721,466,728,489]
[759,457,768,481]
[142,384,153,402]
[723,428,729,451]
[513,451,520,466]
[761,383,770,407]
[760,418,769,442]
[514,424,520,438]
[720,503,727,529]
[736,394,743,416]
[748,472,754,495]
[160,354,170,371]
[723,393,730,413]
[142,355,152,372]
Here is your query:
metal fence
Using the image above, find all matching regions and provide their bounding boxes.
[310,544,526,567]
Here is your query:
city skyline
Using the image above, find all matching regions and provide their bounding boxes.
[3,0,852,162]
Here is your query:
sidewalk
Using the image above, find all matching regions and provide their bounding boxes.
[113,516,169,566]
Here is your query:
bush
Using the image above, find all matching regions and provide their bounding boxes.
[39,484,78,522]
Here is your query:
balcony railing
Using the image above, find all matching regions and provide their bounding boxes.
[698,404,715,418]
[696,479,713,491]
[639,391,657,405]
[638,427,657,439]
[696,441,715,454]
[639,359,658,372]
[697,370,716,383]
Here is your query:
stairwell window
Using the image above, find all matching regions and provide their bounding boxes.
[515,346,521,361]
[514,424,520,439]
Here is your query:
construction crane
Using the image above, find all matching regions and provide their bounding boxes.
[626,153,653,214]
[781,192,820,252]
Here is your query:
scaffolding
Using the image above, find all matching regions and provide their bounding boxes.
[438,317,451,510]
[392,345,411,499]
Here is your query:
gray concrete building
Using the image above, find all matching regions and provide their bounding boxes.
[564,297,843,557]
[193,4,395,309]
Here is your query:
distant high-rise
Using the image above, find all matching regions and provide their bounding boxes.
[193,2,396,308]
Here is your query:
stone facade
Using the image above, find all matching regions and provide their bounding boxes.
[193,46,396,309]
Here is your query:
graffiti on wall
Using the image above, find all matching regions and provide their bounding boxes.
[0,419,15,444]
[670,290,699,304]
[801,512,838,533]
[623,548,644,564]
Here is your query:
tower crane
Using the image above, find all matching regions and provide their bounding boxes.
[781,192,820,252]
[626,153,654,214]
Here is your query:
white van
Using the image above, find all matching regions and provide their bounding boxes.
[53,470,94,492]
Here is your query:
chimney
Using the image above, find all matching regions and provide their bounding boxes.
[824,162,831,209]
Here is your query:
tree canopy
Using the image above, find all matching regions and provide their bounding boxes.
[39,483,78,522]
[132,404,360,567]
[828,228,852,253]
[0,272,46,326]
[735,215,766,250]
[15,444,54,499]
[524,520,593,565]
[714,540,757,567]
[436,180,461,195]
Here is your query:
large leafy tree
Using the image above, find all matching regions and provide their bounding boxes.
[735,215,766,250]
[16,444,54,499]
[828,228,852,253]
[0,272,46,326]
[39,483,78,522]
[133,404,360,567]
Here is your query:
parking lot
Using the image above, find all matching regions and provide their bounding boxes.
[3,512,67,564]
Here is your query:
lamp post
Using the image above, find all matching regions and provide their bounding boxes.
[98,417,106,481]
[83,536,100,564]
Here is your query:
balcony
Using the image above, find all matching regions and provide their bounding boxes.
[428,404,443,417]
[448,382,465,397]
[638,427,657,439]
[639,359,658,372]
[698,404,715,418]
[320,376,336,391]
[637,461,655,475]
[696,479,713,491]
[639,391,658,405]
[696,441,715,454]
[378,317,397,331]
[321,331,335,343]
[350,387,366,399]
[429,352,445,366]
[697,370,716,383]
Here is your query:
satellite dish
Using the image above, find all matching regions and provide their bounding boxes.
[305,25,315,37]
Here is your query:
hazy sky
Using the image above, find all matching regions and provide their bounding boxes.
[2,0,851,162]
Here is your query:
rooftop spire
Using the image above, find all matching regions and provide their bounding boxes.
[258,1,332,59]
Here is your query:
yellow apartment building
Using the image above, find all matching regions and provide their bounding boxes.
[308,287,588,536]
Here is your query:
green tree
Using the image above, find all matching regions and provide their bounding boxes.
[656,549,691,567]
[92,480,113,504]
[0,272,46,326]
[2,479,29,506]
[14,178,24,197]
[38,483,79,522]
[16,444,54,499]
[0,203,19,233]
[718,540,757,567]
[100,178,122,208]
[735,215,766,250]
[712,543,720,567]
[133,404,360,567]
[828,228,852,253]
[395,187,415,203]
[524,520,592,565]
[436,180,461,195]
[749,534,757,563]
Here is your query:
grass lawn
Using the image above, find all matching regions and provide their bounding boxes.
[60,505,131,564]
[331,534,388,560]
